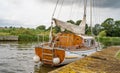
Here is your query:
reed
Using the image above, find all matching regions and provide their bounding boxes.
[97,37,120,47]
[18,34,49,42]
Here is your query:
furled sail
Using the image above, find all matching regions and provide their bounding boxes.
[53,17,86,35]
[52,0,87,35]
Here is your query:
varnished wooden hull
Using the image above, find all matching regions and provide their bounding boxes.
[35,47,65,66]
[33,33,99,66]
[61,48,97,65]
[34,46,97,66]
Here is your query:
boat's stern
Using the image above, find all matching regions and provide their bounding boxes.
[33,46,65,66]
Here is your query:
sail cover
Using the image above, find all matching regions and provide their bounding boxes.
[53,17,86,35]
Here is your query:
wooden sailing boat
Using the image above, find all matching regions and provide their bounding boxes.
[33,0,100,66]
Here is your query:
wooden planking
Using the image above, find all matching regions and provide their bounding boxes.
[43,49,52,54]
[35,47,65,63]
[35,47,42,61]
[54,49,65,63]
[54,32,83,48]
[43,55,53,60]
[73,35,83,46]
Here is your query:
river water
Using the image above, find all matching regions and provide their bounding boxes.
[0,41,57,73]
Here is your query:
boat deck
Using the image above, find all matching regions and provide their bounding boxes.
[36,43,96,51]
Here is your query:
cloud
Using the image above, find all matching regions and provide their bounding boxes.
[94,0,120,8]
[40,0,84,6]
[0,0,120,28]
[40,0,120,9]
[0,0,55,28]
[0,19,22,27]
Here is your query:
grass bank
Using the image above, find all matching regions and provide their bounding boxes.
[116,51,120,59]
[18,34,49,42]
[97,37,120,47]
[49,46,120,73]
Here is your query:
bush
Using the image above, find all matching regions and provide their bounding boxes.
[18,34,37,41]
[18,34,49,42]
[98,37,120,47]
[98,30,106,37]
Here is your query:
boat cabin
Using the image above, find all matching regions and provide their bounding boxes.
[81,36,95,47]
[52,32,95,50]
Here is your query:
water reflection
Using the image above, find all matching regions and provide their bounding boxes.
[0,41,58,73]
[34,65,57,73]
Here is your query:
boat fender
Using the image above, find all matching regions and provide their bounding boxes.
[53,57,60,65]
[33,55,40,63]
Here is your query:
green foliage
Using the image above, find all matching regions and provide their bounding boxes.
[75,20,82,25]
[18,34,49,42]
[10,28,36,35]
[114,20,120,36]
[98,30,106,37]
[98,37,120,47]
[116,52,120,59]
[0,26,50,42]
[101,18,114,36]
[18,34,37,41]
[36,25,46,30]
[101,18,120,37]
[67,20,75,24]
[53,26,61,33]
[85,25,91,35]
[0,32,10,36]
[93,24,102,35]
[1,18,120,42]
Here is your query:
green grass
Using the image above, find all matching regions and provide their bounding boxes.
[96,37,120,47]
[0,27,50,42]
[116,52,120,59]
[18,34,49,42]
[0,32,10,36]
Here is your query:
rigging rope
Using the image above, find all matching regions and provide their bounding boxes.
[95,0,102,50]
[57,0,65,18]
[69,0,75,19]
[51,0,59,19]
[76,0,82,20]
[49,0,59,42]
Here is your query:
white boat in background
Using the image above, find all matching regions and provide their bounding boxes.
[33,0,100,66]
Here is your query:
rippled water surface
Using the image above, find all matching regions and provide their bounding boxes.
[0,41,57,73]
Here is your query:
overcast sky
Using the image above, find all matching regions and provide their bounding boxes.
[0,0,120,28]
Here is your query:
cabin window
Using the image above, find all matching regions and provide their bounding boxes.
[91,40,95,45]
[84,39,89,47]
[84,39,94,47]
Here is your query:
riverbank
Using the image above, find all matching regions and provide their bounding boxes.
[0,36,18,41]
[49,46,120,73]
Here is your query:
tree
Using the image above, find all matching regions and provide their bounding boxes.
[101,18,115,36]
[36,25,46,30]
[93,24,102,35]
[67,20,75,24]
[114,20,120,36]
[85,24,90,35]
[53,26,61,33]
[100,18,120,37]
[98,30,106,37]
[75,20,82,25]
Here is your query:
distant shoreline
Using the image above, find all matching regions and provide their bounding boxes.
[0,36,18,41]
